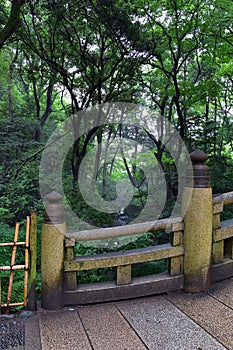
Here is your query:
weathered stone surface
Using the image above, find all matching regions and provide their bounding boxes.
[167,291,231,349]
[41,223,66,309]
[118,296,226,350]
[25,316,41,350]
[212,241,224,263]
[39,310,92,350]
[210,259,233,283]
[183,187,212,292]
[23,279,233,349]
[190,149,208,163]
[208,277,233,308]
[78,304,147,350]
[63,273,184,305]
[66,216,183,242]
[64,243,184,271]
[117,264,131,285]
[214,220,233,242]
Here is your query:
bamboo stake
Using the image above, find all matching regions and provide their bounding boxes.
[0,278,1,315]
[0,242,25,247]
[6,223,19,314]
[1,302,24,307]
[24,216,30,308]
[0,265,25,271]
[28,210,37,311]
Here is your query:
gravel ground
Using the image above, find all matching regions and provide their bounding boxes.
[0,317,25,350]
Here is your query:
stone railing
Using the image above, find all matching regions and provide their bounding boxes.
[40,150,233,309]
[211,191,233,283]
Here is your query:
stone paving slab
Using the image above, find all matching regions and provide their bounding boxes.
[23,279,233,350]
[208,277,233,309]
[24,316,41,350]
[167,292,232,349]
[78,303,148,350]
[39,310,92,350]
[117,296,226,350]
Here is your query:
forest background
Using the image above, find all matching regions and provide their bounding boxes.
[0,0,233,304]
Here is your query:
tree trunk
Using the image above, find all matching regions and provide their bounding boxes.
[8,51,18,122]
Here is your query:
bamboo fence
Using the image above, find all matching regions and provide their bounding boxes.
[0,217,30,314]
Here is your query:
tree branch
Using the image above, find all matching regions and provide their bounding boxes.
[0,0,25,49]
[10,131,70,182]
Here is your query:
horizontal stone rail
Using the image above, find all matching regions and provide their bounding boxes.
[213,219,233,243]
[64,223,184,295]
[64,243,184,271]
[66,216,183,242]
[63,273,184,305]
[213,191,233,206]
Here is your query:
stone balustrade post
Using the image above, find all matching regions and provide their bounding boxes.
[41,191,66,309]
[182,150,212,292]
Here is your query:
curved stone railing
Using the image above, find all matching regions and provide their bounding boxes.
[40,150,233,310]
[66,216,182,242]
[213,191,233,206]
[63,215,184,305]
[212,191,233,283]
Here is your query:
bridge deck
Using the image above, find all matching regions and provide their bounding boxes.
[21,278,233,350]
[2,278,233,349]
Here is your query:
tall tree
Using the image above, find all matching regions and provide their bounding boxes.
[19,0,147,181]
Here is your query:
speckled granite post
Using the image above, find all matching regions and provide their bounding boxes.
[182,150,212,292]
[41,191,66,309]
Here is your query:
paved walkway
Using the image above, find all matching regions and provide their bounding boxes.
[6,278,233,349]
